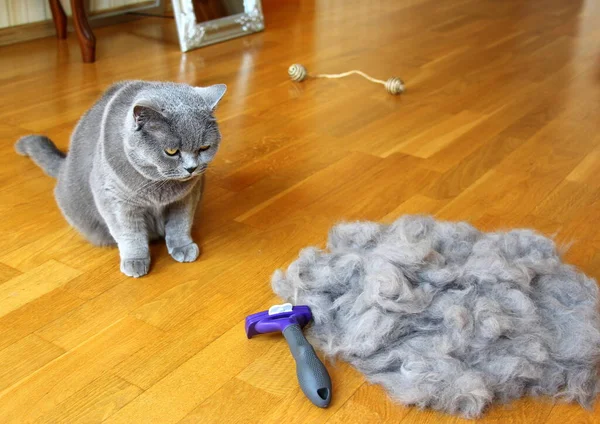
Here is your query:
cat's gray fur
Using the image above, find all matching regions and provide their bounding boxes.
[16,80,226,277]
[272,215,600,418]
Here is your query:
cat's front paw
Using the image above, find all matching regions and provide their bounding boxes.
[169,242,200,263]
[121,257,151,277]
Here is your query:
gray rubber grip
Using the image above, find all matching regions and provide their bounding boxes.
[283,324,332,408]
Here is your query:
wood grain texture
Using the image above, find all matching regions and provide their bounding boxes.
[0,260,81,318]
[0,333,64,392]
[34,374,143,424]
[0,0,599,422]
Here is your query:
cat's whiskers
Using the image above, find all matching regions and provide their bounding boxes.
[117,164,206,207]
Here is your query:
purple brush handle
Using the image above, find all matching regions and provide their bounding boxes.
[254,316,299,334]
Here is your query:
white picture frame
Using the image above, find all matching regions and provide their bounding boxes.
[172,0,264,52]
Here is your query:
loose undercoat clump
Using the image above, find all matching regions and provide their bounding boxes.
[272,215,600,418]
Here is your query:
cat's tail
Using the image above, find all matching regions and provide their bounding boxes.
[15,135,66,178]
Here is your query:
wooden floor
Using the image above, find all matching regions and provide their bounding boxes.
[1,0,600,422]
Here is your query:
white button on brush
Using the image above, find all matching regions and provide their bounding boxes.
[268,302,293,316]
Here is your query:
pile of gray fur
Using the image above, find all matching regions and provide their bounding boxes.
[272,215,600,418]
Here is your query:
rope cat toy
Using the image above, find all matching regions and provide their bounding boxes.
[288,64,405,95]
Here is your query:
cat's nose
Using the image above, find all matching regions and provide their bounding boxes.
[185,166,197,174]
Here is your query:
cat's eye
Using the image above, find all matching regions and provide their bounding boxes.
[164,148,179,156]
[198,145,210,152]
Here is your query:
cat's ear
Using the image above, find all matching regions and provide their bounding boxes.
[195,84,227,110]
[132,103,164,130]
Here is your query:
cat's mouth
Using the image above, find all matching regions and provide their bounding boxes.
[177,171,205,181]
[165,167,206,182]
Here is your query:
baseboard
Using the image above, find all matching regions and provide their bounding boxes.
[0,21,59,47]
[88,1,159,18]
[0,1,166,47]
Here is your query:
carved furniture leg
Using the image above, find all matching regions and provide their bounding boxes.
[70,0,96,63]
[48,0,67,39]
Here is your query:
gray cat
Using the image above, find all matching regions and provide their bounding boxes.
[15,80,226,277]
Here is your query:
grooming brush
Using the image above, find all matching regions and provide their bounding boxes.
[245,303,332,408]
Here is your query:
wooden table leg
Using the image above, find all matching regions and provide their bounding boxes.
[48,0,67,39]
[70,0,96,63]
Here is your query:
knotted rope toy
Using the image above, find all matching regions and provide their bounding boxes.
[288,64,405,95]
